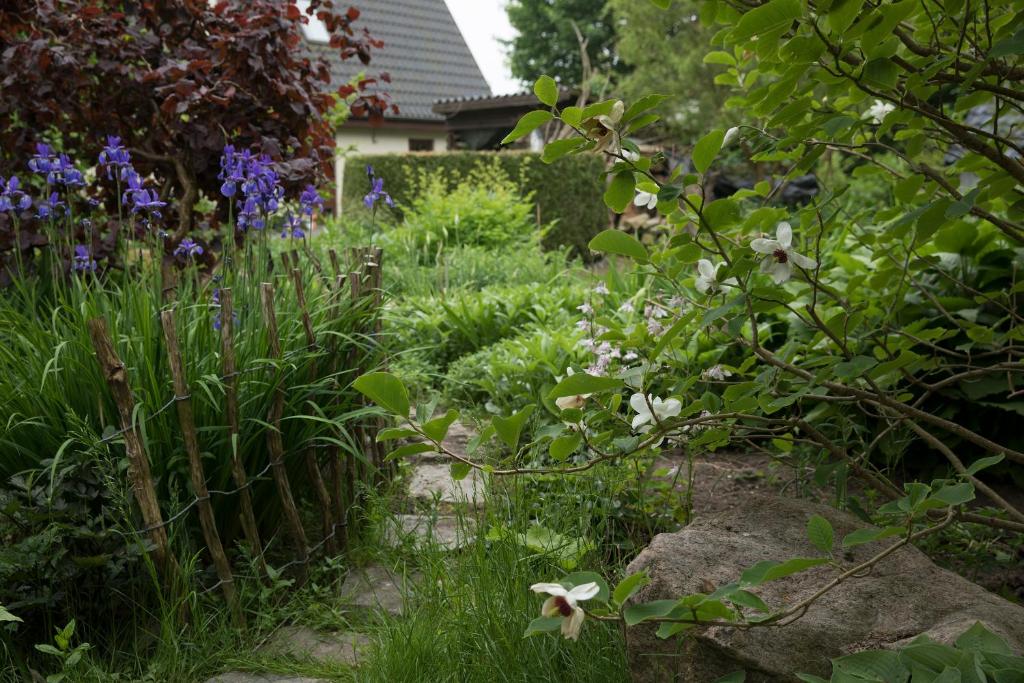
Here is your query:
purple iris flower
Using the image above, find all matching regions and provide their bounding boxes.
[363,175,394,209]
[0,176,31,213]
[280,212,305,239]
[122,171,167,218]
[28,143,57,178]
[98,136,134,181]
[28,144,85,186]
[174,237,204,259]
[36,192,67,220]
[299,184,323,216]
[72,244,98,273]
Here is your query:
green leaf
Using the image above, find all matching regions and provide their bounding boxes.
[623,599,679,626]
[612,572,650,606]
[353,372,409,417]
[549,432,582,461]
[548,372,623,399]
[842,525,904,547]
[450,461,471,481]
[956,621,1013,655]
[561,106,583,127]
[0,604,21,623]
[492,404,535,449]
[930,482,975,507]
[728,589,769,613]
[604,171,636,213]
[422,409,459,442]
[693,129,725,174]
[732,0,802,41]
[542,137,587,163]
[807,515,834,554]
[623,94,668,123]
[826,0,864,34]
[524,615,563,637]
[863,58,899,90]
[501,110,553,145]
[739,558,829,587]
[588,229,648,261]
[385,442,435,461]
[376,427,418,442]
[966,454,1003,476]
[834,355,878,380]
[534,75,558,107]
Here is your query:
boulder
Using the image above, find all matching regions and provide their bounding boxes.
[625,494,1024,682]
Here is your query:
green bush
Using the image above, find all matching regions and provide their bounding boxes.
[341,151,607,255]
[388,280,584,372]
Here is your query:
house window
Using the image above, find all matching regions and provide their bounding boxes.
[409,138,435,152]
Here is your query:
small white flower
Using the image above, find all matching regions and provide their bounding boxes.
[555,367,591,411]
[634,190,658,210]
[593,282,609,296]
[864,99,895,124]
[629,393,682,433]
[622,148,640,162]
[618,301,634,314]
[695,259,724,294]
[530,581,600,641]
[723,126,741,146]
[622,351,638,362]
[577,302,594,315]
[701,364,732,381]
[750,221,817,284]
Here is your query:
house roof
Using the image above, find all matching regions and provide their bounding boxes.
[433,88,575,115]
[305,0,492,123]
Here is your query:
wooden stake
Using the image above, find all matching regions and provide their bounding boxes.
[325,273,348,549]
[87,318,174,572]
[160,310,242,623]
[327,249,340,279]
[218,289,266,576]
[291,268,336,554]
[260,282,309,577]
[346,270,365,512]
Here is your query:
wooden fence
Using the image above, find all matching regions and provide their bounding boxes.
[86,247,386,624]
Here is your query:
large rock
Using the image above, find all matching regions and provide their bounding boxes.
[625,494,1024,682]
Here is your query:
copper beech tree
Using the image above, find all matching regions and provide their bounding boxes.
[0,0,394,271]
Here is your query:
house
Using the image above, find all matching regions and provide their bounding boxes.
[301,0,492,211]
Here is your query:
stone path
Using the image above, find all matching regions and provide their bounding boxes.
[204,421,480,683]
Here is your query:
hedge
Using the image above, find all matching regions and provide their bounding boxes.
[340,151,608,255]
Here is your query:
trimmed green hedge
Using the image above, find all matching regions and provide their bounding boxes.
[341,151,607,255]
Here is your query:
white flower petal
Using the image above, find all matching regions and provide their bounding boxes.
[658,398,682,419]
[540,596,561,618]
[769,260,792,284]
[790,250,817,269]
[695,278,711,294]
[697,259,716,279]
[531,582,568,596]
[629,392,650,414]
[567,582,600,602]
[561,606,585,641]
[750,238,779,255]
[776,222,793,249]
[632,413,651,431]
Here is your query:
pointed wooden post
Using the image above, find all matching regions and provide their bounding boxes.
[218,288,267,577]
[160,310,243,624]
[324,273,349,548]
[260,282,309,578]
[291,268,337,554]
[87,318,174,573]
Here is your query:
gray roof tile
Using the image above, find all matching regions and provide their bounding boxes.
[307,0,492,121]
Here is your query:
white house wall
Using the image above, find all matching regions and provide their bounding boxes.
[334,128,449,214]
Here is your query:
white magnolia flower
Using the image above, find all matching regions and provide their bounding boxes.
[750,222,817,284]
[591,100,625,154]
[530,581,600,641]
[864,99,895,124]
[701,364,732,381]
[622,148,640,162]
[555,367,591,411]
[723,126,741,146]
[695,259,724,294]
[634,190,658,210]
[629,392,682,433]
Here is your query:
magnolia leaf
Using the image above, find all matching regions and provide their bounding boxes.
[740,558,829,587]
[422,409,459,442]
[533,75,558,107]
[524,616,563,637]
[549,432,582,461]
[376,427,418,442]
[450,461,471,481]
[604,171,636,213]
[612,572,650,606]
[385,442,435,462]
[692,129,725,174]
[623,599,679,626]
[353,372,409,417]
[588,229,648,261]
[548,372,623,399]
[842,525,905,548]
[501,110,553,145]
[492,404,535,449]
[806,515,834,554]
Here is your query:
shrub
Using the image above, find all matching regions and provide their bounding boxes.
[340,151,607,255]
[388,280,585,371]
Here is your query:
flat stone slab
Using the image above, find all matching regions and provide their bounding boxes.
[339,564,418,616]
[260,625,370,666]
[407,461,483,507]
[205,675,329,683]
[383,513,474,550]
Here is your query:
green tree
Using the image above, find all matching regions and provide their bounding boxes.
[505,0,621,85]
[610,0,731,142]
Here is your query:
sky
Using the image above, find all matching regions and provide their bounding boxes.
[444,0,522,95]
